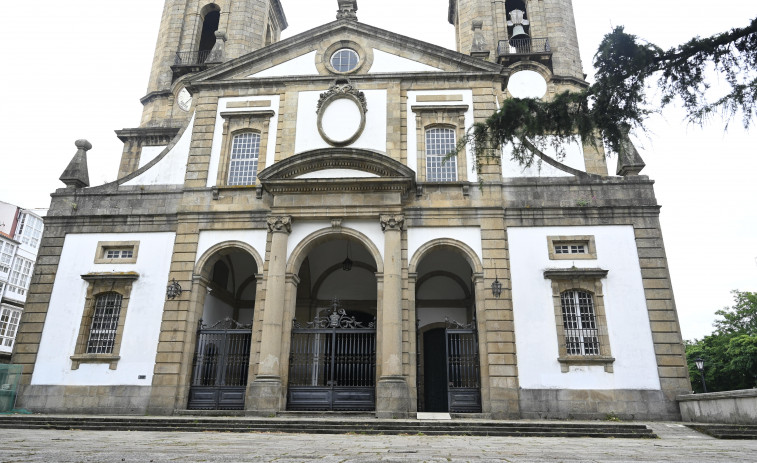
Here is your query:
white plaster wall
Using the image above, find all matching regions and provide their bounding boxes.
[507,226,660,390]
[406,90,476,182]
[369,49,442,73]
[207,96,281,188]
[31,232,176,386]
[407,227,483,267]
[248,51,318,78]
[138,146,168,169]
[295,169,379,179]
[287,220,385,263]
[0,202,17,236]
[123,115,193,186]
[195,230,268,266]
[502,137,586,178]
[294,90,387,154]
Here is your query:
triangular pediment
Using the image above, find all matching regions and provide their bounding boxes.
[258,148,416,196]
[192,20,504,83]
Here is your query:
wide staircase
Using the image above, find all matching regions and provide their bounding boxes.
[0,415,657,438]
[686,423,757,440]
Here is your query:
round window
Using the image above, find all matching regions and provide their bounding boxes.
[330,48,359,73]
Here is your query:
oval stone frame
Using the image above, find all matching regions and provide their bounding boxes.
[317,92,367,147]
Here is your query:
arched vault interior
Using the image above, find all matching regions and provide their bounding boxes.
[416,248,475,327]
[201,248,259,326]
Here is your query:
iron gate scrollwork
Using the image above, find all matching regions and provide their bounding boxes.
[445,317,482,413]
[287,299,376,411]
[188,318,251,410]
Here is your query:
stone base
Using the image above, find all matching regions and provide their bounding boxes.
[375,376,411,419]
[246,376,283,416]
[18,385,151,415]
[519,388,681,421]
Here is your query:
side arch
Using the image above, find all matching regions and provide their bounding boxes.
[195,240,264,278]
[408,237,484,275]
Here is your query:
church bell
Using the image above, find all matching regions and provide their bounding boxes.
[507,9,529,40]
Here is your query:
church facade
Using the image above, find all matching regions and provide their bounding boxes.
[13,0,691,419]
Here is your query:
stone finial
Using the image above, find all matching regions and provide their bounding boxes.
[336,0,358,21]
[206,31,228,64]
[616,127,646,176]
[60,139,92,189]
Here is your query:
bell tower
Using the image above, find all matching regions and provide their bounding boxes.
[448,0,583,80]
[140,0,288,128]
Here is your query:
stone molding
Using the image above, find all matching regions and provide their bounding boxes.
[380,214,404,232]
[266,216,292,234]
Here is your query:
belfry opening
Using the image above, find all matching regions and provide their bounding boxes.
[198,6,221,61]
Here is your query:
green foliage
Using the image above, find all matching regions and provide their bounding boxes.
[686,291,757,393]
[465,17,757,166]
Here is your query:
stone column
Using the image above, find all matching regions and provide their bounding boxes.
[376,214,410,418]
[247,215,291,415]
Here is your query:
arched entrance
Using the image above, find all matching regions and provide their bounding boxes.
[414,245,482,413]
[286,234,379,411]
[188,245,259,410]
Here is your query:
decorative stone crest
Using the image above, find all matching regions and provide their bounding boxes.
[267,216,292,234]
[380,214,405,232]
[316,78,367,113]
[336,0,358,21]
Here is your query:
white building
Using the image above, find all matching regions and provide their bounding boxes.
[0,201,44,362]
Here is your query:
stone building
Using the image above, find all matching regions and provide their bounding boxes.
[13,0,691,419]
[0,201,44,363]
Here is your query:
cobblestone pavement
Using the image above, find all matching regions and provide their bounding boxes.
[1,424,756,463]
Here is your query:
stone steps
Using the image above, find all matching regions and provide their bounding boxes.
[686,424,757,440]
[0,416,656,438]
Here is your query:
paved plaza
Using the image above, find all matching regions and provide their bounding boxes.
[1,423,756,462]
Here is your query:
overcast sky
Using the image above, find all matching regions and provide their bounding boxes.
[0,1,755,339]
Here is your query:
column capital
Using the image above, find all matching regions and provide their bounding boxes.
[380,214,404,232]
[267,216,292,234]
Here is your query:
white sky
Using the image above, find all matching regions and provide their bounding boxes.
[0,0,755,339]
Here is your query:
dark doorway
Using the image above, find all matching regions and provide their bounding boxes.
[198,10,220,59]
[423,328,448,412]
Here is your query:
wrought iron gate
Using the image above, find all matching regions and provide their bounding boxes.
[188,318,251,410]
[287,301,376,411]
[445,318,482,413]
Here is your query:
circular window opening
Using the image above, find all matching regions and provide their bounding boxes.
[331,49,359,73]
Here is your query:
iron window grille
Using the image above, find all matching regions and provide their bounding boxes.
[227,133,261,186]
[425,127,458,182]
[86,292,123,354]
[560,290,600,356]
[331,48,359,72]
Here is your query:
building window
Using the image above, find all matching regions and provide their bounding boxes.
[0,241,15,274]
[94,241,139,264]
[227,132,261,186]
[71,272,138,370]
[8,257,32,296]
[16,213,43,248]
[86,293,123,354]
[331,48,359,72]
[0,306,21,349]
[544,268,613,372]
[561,290,600,355]
[547,235,597,260]
[425,127,458,182]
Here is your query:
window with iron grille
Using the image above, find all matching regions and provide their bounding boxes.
[0,306,21,349]
[16,213,43,248]
[227,132,261,186]
[561,290,600,356]
[86,292,123,354]
[425,127,458,182]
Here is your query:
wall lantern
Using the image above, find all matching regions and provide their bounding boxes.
[491,272,502,298]
[695,357,707,393]
[166,279,183,300]
[342,240,353,271]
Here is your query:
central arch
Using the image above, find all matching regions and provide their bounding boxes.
[282,227,383,411]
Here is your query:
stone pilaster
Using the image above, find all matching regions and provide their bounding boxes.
[376,214,411,418]
[247,215,292,415]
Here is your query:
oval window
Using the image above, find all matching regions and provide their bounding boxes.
[330,48,359,73]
